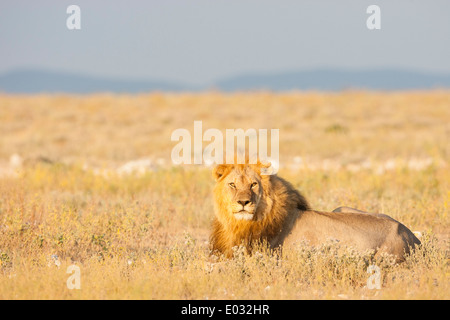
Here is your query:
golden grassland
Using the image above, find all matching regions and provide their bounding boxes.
[0,91,449,299]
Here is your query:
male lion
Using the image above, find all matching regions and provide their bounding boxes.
[209,161,420,262]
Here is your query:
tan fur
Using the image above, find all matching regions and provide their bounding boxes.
[210,162,421,262]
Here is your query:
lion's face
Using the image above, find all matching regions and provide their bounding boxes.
[213,163,269,222]
[222,167,263,221]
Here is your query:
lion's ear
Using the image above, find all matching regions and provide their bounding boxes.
[212,164,228,181]
[259,161,274,176]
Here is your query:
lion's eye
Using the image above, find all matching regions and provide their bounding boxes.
[251,182,258,189]
[229,183,236,188]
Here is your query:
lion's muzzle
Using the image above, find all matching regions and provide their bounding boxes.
[232,200,256,221]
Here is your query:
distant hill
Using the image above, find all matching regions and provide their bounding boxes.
[1,68,450,93]
[0,69,191,94]
[214,69,450,91]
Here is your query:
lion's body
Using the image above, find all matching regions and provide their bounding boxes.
[210,162,421,262]
[282,209,421,260]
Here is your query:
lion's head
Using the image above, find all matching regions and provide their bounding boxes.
[210,160,309,257]
[212,161,271,223]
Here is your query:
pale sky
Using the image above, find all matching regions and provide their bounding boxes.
[1,0,449,85]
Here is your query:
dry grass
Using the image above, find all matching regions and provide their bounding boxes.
[0,91,449,299]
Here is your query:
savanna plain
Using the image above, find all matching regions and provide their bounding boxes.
[0,91,448,299]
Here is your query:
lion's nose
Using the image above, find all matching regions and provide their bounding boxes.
[237,200,251,207]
